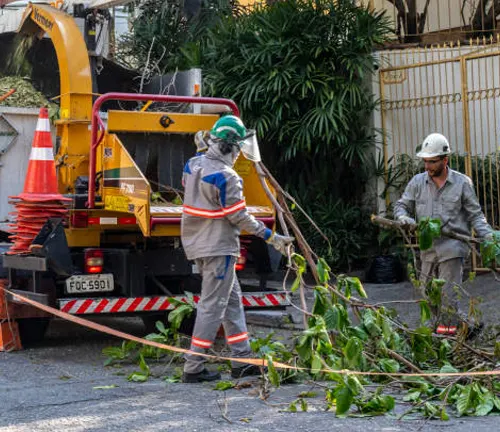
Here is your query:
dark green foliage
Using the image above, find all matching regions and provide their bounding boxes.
[115,0,234,72]
[117,0,393,270]
[200,0,392,269]
[295,197,378,270]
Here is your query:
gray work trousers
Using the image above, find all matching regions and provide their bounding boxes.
[184,255,252,374]
[420,257,464,324]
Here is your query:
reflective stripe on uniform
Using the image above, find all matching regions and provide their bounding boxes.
[183,200,246,218]
[226,331,249,344]
[191,337,213,349]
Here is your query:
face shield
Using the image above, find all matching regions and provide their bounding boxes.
[238,129,261,162]
[194,131,209,153]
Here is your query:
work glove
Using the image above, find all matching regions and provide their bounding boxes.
[397,215,416,226]
[267,233,295,256]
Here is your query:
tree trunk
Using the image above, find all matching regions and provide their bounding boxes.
[471,0,500,33]
[386,0,429,43]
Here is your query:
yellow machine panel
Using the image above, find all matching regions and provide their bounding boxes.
[107,111,220,134]
[101,134,151,236]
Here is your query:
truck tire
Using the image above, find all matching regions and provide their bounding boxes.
[17,317,51,346]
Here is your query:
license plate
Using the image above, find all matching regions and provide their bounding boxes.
[66,274,114,294]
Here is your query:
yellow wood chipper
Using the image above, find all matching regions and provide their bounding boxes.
[0,3,287,345]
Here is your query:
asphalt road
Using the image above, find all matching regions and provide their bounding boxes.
[1,273,499,431]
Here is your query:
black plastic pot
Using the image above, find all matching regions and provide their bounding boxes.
[365,254,405,284]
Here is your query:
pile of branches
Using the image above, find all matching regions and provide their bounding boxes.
[256,162,500,419]
[103,161,500,420]
[0,76,50,108]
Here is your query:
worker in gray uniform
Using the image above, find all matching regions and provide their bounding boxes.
[394,133,493,335]
[181,115,294,383]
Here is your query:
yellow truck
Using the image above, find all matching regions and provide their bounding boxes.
[0,3,287,344]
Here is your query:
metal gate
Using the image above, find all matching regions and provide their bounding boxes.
[378,42,500,269]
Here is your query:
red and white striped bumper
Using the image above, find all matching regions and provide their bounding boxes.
[58,292,290,315]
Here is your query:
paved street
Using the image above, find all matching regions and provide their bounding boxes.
[1,273,499,431]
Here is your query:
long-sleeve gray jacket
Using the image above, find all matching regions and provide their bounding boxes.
[181,146,272,260]
[393,169,492,263]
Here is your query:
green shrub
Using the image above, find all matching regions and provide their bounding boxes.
[201,0,391,269]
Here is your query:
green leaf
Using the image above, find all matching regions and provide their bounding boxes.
[439,339,451,361]
[362,310,381,337]
[300,398,308,412]
[378,358,400,373]
[418,218,442,250]
[296,336,312,362]
[419,300,431,323]
[456,385,473,416]
[335,385,353,416]
[292,253,307,273]
[493,397,500,411]
[359,395,395,414]
[297,391,318,398]
[93,385,118,390]
[403,390,421,402]
[346,376,364,396]
[290,275,301,293]
[418,230,433,250]
[168,304,193,331]
[138,355,150,375]
[380,315,392,340]
[439,364,458,374]
[266,356,280,387]
[312,289,328,316]
[214,381,235,391]
[343,337,362,369]
[324,305,341,330]
[311,353,322,375]
[480,231,500,268]
[316,258,331,284]
[440,407,449,421]
[475,394,494,416]
[494,341,500,359]
[423,402,439,418]
[127,372,149,383]
[288,401,297,413]
[346,277,367,298]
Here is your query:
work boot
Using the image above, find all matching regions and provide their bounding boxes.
[182,368,221,383]
[231,364,265,379]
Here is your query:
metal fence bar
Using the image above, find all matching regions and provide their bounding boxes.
[377,40,500,271]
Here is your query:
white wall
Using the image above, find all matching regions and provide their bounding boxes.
[368,0,478,33]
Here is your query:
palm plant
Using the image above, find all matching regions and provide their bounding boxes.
[202,0,392,269]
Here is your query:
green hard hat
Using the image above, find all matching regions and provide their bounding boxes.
[210,115,247,145]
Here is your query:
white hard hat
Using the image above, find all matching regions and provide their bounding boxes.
[416,133,451,158]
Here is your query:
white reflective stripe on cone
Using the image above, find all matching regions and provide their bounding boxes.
[36,118,51,132]
[29,147,54,161]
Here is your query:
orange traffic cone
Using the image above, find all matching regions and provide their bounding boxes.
[0,290,22,351]
[12,107,68,202]
[7,107,70,255]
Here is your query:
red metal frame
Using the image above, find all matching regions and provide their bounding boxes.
[89,93,240,209]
